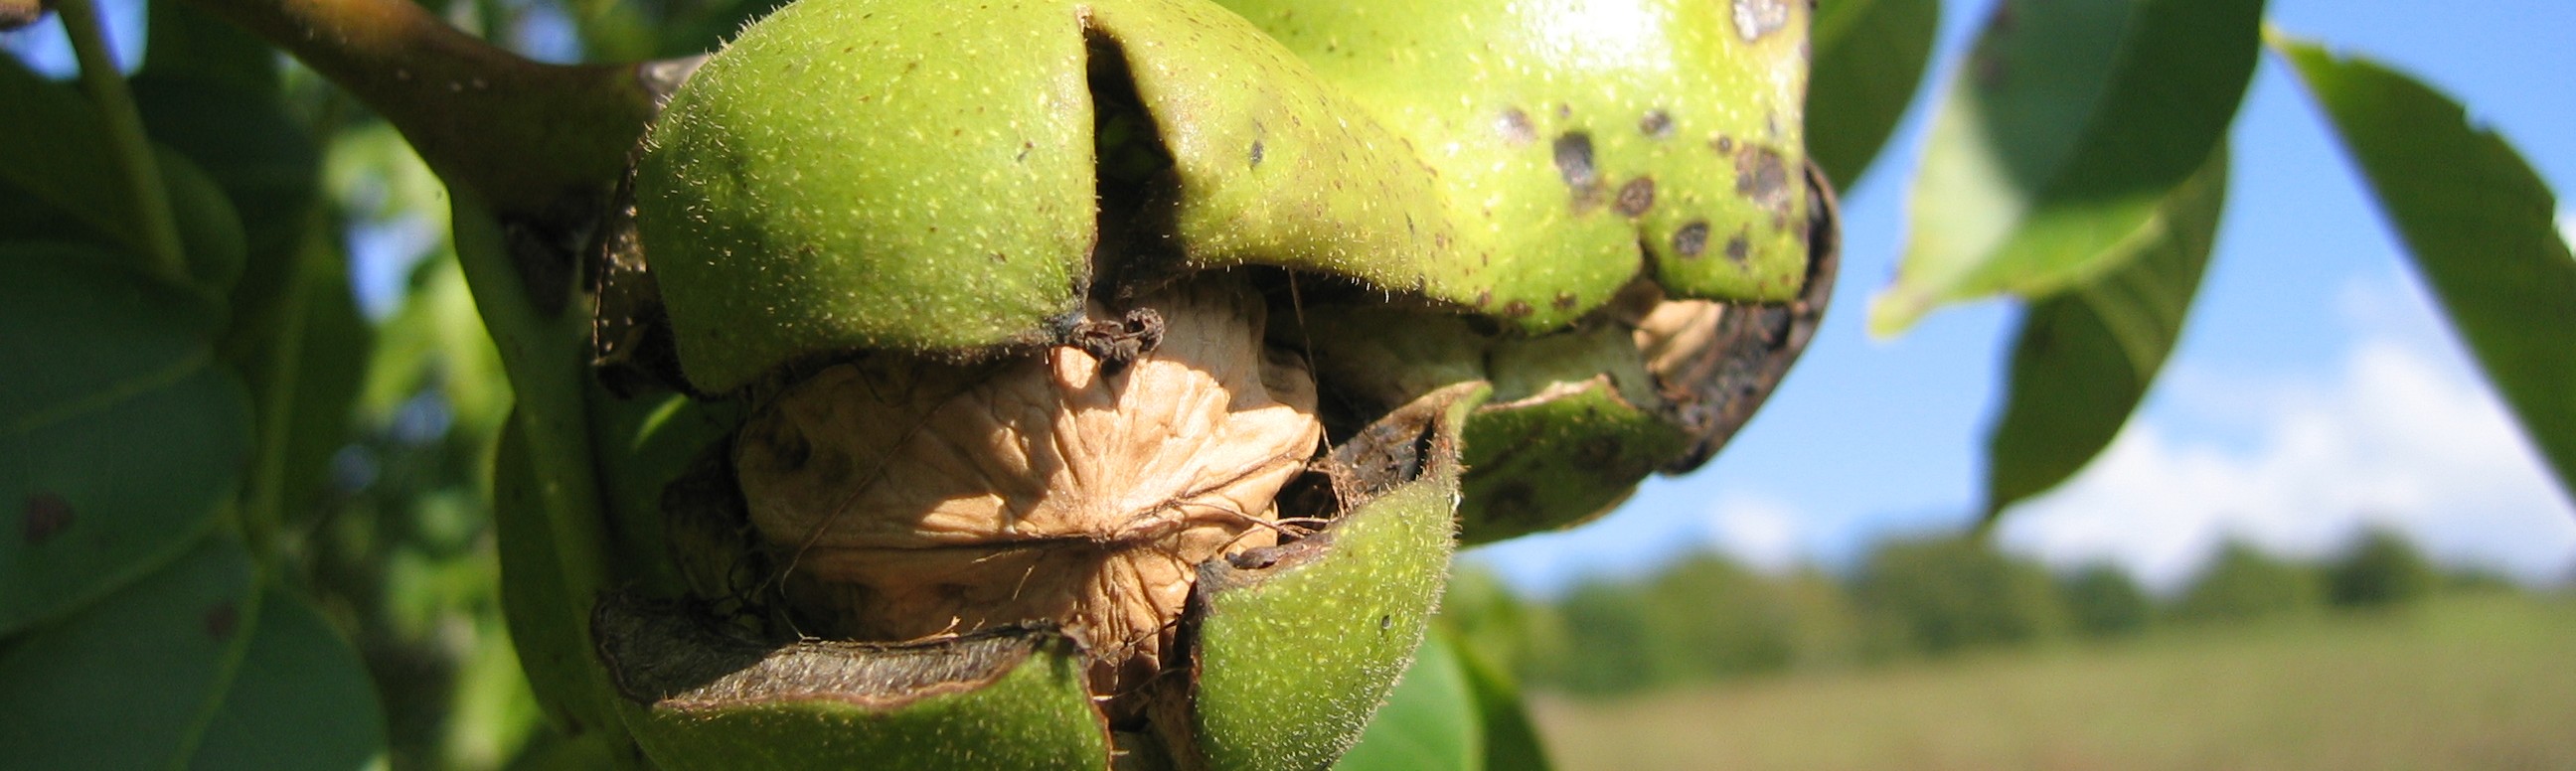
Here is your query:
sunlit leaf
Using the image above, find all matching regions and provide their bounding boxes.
[1985,145,2229,521]
[0,246,253,636]
[1808,0,1940,187]
[1339,628,1481,771]
[2277,37,2576,501]
[1873,0,2262,335]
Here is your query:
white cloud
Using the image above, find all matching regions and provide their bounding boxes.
[1705,493,1805,574]
[1996,278,2576,592]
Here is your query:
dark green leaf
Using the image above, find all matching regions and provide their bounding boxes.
[1808,0,1940,187]
[2277,38,2576,501]
[0,246,253,635]
[0,539,253,768]
[143,0,281,95]
[0,59,251,291]
[1985,145,2229,520]
[0,56,148,257]
[1874,0,2263,334]
[186,589,390,770]
[0,538,388,769]
[1338,628,1481,771]
[131,73,320,281]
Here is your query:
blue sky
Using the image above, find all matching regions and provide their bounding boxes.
[11,0,2572,594]
[1475,0,2576,594]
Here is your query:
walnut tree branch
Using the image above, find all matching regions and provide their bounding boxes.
[184,0,658,215]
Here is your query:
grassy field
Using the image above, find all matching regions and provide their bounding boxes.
[1529,594,2576,771]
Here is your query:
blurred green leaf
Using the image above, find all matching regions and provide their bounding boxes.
[143,0,282,95]
[1453,637,1551,771]
[1873,0,2262,334]
[363,255,510,433]
[1808,0,1940,187]
[0,246,253,636]
[1985,144,2229,520]
[2276,37,2576,503]
[0,537,387,769]
[1340,628,1481,771]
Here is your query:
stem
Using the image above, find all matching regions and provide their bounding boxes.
[57,0,187,282]
[448,189,612,644]
[236,216,333,563]
[182,0,656,215]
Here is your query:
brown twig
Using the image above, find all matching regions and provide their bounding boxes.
[184,0,656,215]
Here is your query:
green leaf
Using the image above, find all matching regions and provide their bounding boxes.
[130,72,320,283]
[185,586,391,770]
[0,539,254,768]
[1453,637,1552,771]
[0,60,250,291]
[1338,629,1481,771]
[1808,0,1940,187]
[0,538,388,769]
[142,0,282,95]
[2276,37,2576,502]
[0,246,254,636]
[1873,0,2263,335]
[1985,144,2230,521]
[0,56,150,257]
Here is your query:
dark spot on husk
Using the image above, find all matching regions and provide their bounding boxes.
[1553,292,1579,310]
[1614,178,1656,217]
[1725,231,1751,263]
[1572,434,1626,473]
[204,602,239,640]
[1377,615,1393,632]
[1732,0,1790,42]
[1474,288,1493,306]
[1497,107,1536,146]
[1673,221,1712,258]
[1552,132,1600,192]
[1735,144,1793,219]
[1504,300,1534,318]
[1639,109,1674,138]
[23,494,70,544]
[1712,135,1736,154]
[1248,138,1264,168]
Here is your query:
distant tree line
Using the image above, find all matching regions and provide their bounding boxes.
[1441,527,2546,697]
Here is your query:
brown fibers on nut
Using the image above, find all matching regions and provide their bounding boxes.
[732,277,1322,700]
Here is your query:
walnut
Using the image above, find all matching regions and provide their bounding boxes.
[732,278,1322,698]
